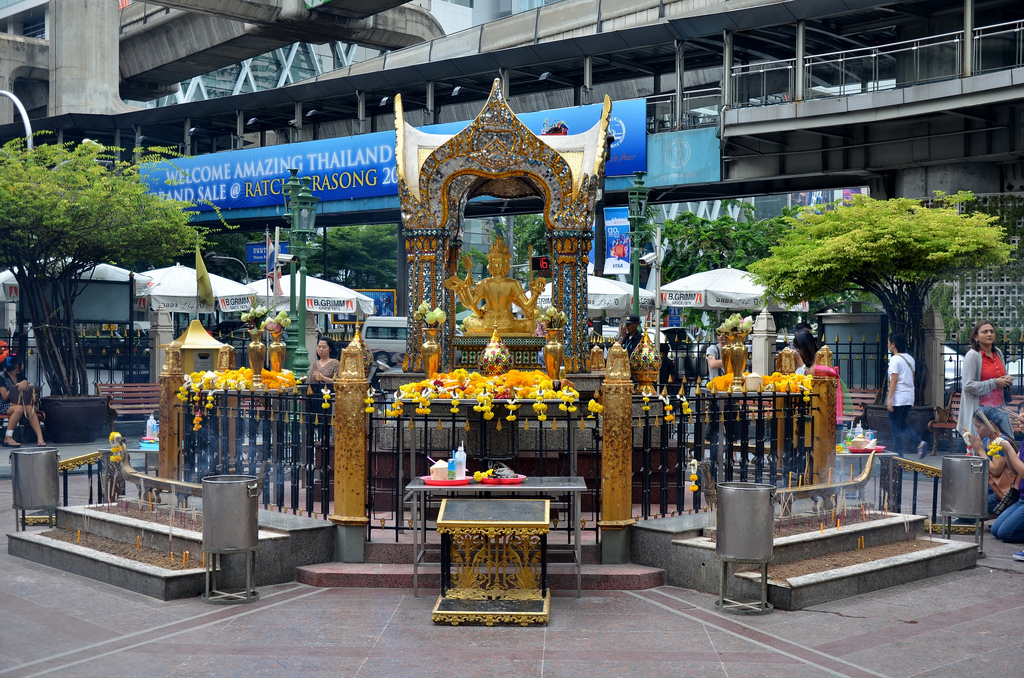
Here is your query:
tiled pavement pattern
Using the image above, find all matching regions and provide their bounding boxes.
[2,446,1023,677]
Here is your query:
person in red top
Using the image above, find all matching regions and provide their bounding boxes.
[957,319,1015,440]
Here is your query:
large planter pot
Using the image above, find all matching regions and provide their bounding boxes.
[39,396,109,444]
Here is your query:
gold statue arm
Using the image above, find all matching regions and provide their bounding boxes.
[443,254,482,317]
[512,277,547,318]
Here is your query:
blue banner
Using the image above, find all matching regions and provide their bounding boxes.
[142,99,647,212]
[423,98,646,177]
[144,133,398,212]
[604,206,631,275]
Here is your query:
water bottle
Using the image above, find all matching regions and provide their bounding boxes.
[146,413,157,439]
[455,443,466,480]
[854,421,864,439]
[845,423,855,444]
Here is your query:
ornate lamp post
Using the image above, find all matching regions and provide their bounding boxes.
[627,171,650,317]
[284,168,319,374]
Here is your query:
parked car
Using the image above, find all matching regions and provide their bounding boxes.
[362,316,407,367]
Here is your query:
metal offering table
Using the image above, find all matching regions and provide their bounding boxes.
[406,476,586,598]
[432,497,550,626]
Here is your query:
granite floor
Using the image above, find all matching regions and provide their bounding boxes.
[2,459,1023,677]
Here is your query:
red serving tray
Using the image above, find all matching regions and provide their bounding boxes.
[421,476,471,486]
[480,474,526,485]
[848,445,884,454]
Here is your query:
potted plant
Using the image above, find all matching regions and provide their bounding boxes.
[0,139,197,443]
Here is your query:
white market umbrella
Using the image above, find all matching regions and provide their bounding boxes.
[1,264,151,302]
[536,275,654,317]
[661,267,805,311]
[142,263,253,313]
[0,269,17,302]
[245,274,375,315]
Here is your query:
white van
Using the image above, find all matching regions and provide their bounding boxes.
[362,316,408,366]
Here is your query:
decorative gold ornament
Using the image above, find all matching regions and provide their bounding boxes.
[629,331,661,394]
[247,329,265,388]
[722,332,749,393]
[348,327,374,377]
[479,329,512,376]
[542,328,564,380]
[268,331,286,372]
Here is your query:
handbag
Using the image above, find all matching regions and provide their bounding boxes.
[992,478,1020,518]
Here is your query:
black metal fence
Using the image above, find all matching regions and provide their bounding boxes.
[174,386,818,536]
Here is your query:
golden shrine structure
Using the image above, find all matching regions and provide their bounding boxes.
[395,78,609,374]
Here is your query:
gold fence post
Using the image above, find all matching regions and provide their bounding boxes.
[597,343,636,563]
[329,341,370,561]
[158,339,183,480]
[809,345,838,485]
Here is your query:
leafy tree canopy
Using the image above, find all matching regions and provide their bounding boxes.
[749,192,1012,396]
[307,223,398,290]
[0,139,198,395]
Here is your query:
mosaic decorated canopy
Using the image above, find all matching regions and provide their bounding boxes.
[395,78,611,373]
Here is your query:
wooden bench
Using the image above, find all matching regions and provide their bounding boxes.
[844,388,881,428]
[928,391,961,455]
[95,382,160,429]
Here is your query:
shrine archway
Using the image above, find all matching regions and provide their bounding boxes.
[394,79,610,372]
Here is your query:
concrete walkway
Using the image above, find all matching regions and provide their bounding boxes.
[2,465,1024,677]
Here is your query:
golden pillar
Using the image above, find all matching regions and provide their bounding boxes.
[597,343,636,563]
[808,345,838,485]
[329,342,370,560]
[158,338,183,479]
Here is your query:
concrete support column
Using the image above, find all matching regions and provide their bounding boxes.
[598,344,636,563]
[235,110,244,149]
[674,40,684,127]
[924,308,946,407]
[722,31,734,107]
[499,67,509,97]
[963,0,974,78]
[425,81,436,125]
[582,55,593,106]
[895,163,1001,198]
[808,346,838,485]
[751,308,776,375]
[795,20,806,102]
[329,343,370,562]
[356,91,366,135]
[48,0,127,116]
[158,335,183,480]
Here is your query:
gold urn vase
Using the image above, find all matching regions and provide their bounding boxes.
[247,328,265,388]
[268,331,286,372]
[543,328,564,380]
[629,332,661,395]
[722,333,749,393]
[479,329,512,377]
[421,327,441,378]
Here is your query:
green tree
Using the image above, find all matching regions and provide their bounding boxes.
[662,202,786,281]
[310,224,398,289]
[0,140,198,396]
[749,193,1012,396]
[659,202,788,326]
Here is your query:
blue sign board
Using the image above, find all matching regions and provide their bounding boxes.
[245,241,290,263]
[604,206,631,275]
[142,99,647,213]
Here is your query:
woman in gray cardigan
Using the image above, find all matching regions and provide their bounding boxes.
[957,320,1014,440]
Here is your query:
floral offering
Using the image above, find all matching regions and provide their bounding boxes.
[394,369,580,421]
[540,306,568,329]
[177,367,298,430]
[261,309,292,333]
[413,301,447,326]
[241,304,270,329]
[717,313,753,336]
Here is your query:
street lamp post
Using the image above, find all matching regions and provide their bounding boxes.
[208,254,250,283]
[627,171,650,317]
[284,168,319,374]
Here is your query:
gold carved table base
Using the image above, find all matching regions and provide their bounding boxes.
[433,498,550,626]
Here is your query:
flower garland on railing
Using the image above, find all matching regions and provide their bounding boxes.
[178,367,299,431]
[392,369,579,424]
